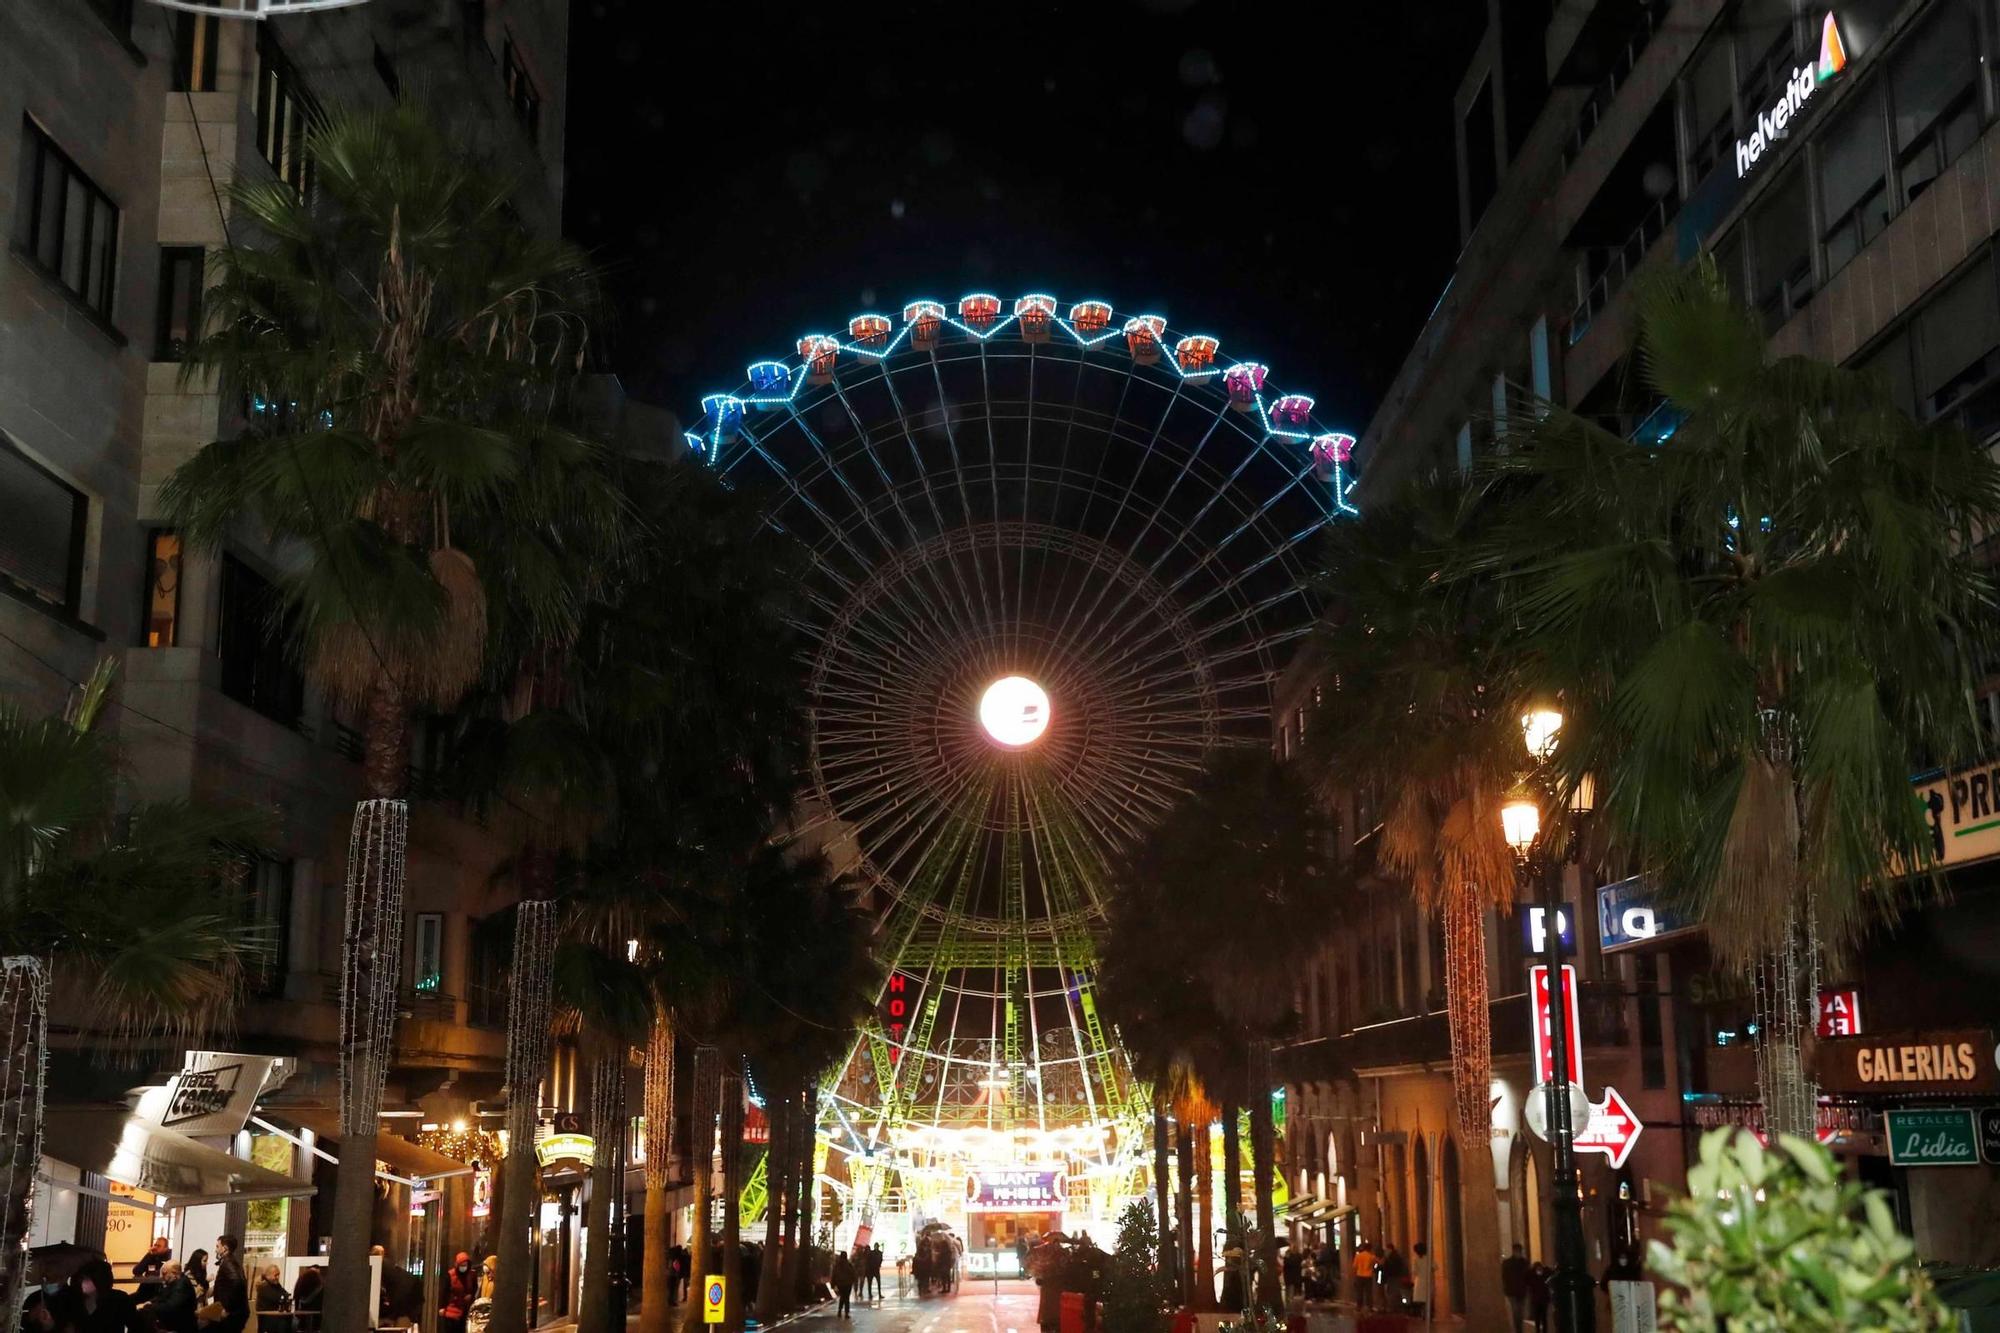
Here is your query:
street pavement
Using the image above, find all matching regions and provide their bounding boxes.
[766,1278,1044,1333]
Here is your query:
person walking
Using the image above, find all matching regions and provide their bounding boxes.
[1408,1244,1431,1316]
[1350,1241,1376,1311]
[1032,1236,1065,1333]
[1527,1262,1552,1333]
[867,1244,885,1300]
[831,1252,854,1319]
[439,1253,477,1333]
[210,1237,249,1333]
[1377,1244,1407,1311]
[1281,1244,1303,1302]
[1500,1245,1531,1330]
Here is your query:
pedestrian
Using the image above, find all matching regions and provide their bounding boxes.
[831,1252,854,1319]
[1349,1240,1375,1311]
[184,1252,210,1301]
[73,1262,142,1333]
[145,1263,197,1333]
[133,1239,173,1286]
[896,1251,910,1297]
[1409,1244,1430,1316]
[741,1243,760,1313]
[1032,1236,1065,1333]
[439,1253,476,1333]
[866,1243,884,1300]
[478,1258,496,1303]
[1500,1244,1530,1330]
[913,1240,931,1296]
[1281,1243,1302,1300]
[1528,1262,1552,1333]
[1377,1244,1407,1310]
[1014,1233,1032,1279]
[667,1245,686,1306]
[292,1267,324,1333]
[209,1237,249,1333]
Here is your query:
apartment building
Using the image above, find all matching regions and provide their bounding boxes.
[1282,0,2000,1320]
[0,0,608,1304]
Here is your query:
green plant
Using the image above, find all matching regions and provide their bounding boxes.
[1101,1201,1173,1333]
[1648,1128,1952,1331]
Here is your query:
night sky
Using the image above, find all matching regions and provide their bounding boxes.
[563,0,1488,436]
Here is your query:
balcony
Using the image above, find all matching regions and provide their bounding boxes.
[1566,194,1678,346]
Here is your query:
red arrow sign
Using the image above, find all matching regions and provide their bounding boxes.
[1574,1085,1643,1169]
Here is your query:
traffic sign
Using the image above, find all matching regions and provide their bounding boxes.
[703,1276,726,1324]
[1524,1081,1591,1142]
[1530,964,1583,1087]
[1574,1085,1645,1169]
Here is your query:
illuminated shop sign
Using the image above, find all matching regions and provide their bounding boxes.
[964,1167,1063,1211]
[1817,1029,1998,1095]
[1734,13,1848,178]
[1914,760,2000,868]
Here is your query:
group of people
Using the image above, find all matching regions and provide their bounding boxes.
[826,1242,884,1317]
[908,1232,957,1297]
[1027,1231,1104,1333]
[21,1235,271,1333]
[1499,1244,1556,1332]
[1344,1239,1432,1314]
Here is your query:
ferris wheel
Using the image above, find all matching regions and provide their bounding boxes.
[687,293,1357,1215]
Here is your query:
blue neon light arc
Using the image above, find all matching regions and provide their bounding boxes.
[688,292,1361,516]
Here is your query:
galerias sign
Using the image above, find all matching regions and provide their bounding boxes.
[1816,1029,1997,1095]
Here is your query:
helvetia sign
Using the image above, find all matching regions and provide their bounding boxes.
[1734,13,1848,178]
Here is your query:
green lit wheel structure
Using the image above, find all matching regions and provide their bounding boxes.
[687,294,1357,1233]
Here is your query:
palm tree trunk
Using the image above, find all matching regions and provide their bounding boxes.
[578,1054,626,1333]
[756,1093,789,1319]
[1176,1122,1195,1306]
[325,793,410,1333]
[490,893,558,1333]
[1442,888,1494,1151]
[0,958,50,1321]
[1220,1101,1241,1311]
[1195,1115,1215,1311]
[719,1073,744,1333]
[361,675,411,800]
[680,1047,720,1333]
[784,1089,813,1304]
[640,1007,675,1333]
[1152,1091,1173,1285]
[1248,1044,1278,1310]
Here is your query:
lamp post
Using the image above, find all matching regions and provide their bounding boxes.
[1507,708,1596,1333]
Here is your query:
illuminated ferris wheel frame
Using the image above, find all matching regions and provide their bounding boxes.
[688,293,1359,1210]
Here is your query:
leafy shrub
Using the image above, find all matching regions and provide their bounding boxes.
[1101,1201,1174,1333]
[1648,1127,1952,1331]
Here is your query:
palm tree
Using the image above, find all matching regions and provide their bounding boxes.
[1099,750,1341,1308]
[161,99,603,1333]
[1475,260,2000,1137]
[1305,476,1521,1160]
[0,662,270,1311]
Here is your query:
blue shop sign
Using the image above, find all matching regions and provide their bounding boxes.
[1597,876,1695,953]
[1516,904,1575,956]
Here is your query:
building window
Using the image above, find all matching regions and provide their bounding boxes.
[1916,255,2000,428]
[16,120,120,322]
[1748,166,1813,329]
[141,530,182,647]
[467,916,508,1029]
[412,912,444,993]
[1684,36,1737,183]
[255,30,316,196]
[1733,0,1800,131]
[0,436,88,618]
[1888,2,1982,207]
[154,247,204,362]
[244,857,292,996]
[503,39,541,142]
[172,13,222,92]
[1818,87,1890,276]
[216,553,304,726]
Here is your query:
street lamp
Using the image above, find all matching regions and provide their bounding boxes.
[1507,708,1596,1333]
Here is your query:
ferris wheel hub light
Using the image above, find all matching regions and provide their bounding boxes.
[979,676,1050,748]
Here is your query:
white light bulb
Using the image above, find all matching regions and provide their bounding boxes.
[979,676,1050,747]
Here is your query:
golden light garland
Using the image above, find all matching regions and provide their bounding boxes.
[417,1126,506,1166]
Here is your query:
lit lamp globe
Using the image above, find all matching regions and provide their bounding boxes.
[1521,707,1564,759]
[979,676,1050,748]
[1500,794,1541,856]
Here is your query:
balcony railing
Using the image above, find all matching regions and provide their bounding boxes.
[1567,193,1678,346]
[1560,3,1665,173]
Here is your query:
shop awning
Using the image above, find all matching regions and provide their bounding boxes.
[41,1110,314,1208]
[1279,1195,1324,1216]
[251,1110,474,1184]
[1295,1203,1356,1224]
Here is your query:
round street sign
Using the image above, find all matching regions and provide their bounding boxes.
[1525,1081,1592,1141]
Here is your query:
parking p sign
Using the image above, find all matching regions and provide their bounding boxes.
[703,1276,726,1324]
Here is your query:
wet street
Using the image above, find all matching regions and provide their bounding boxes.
[774,1278,1045,1333]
